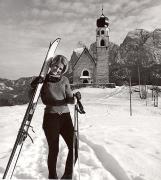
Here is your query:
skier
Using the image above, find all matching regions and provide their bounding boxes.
[31,55,81,179]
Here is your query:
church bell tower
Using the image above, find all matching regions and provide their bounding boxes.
[95,8,110,83]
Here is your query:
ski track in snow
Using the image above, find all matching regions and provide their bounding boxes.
[10,132,117,180]
[0,123,130,179]
[80,135,131,180]
[10,129,144,180]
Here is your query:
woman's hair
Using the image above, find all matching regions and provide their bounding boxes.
[50,55,68,74]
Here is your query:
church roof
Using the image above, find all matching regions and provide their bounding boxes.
[73,47,96,69]
[73,47,84,58]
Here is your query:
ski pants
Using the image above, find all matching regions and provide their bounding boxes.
[43,112,78,179]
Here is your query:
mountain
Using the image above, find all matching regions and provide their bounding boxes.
[89,28,161,85]
[0,77,33,106]
[118,29,161,85]
[119,28,161,65]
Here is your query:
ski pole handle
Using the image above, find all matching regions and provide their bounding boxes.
[76,100,85,114]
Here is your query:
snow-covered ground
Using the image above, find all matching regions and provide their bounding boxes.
[0,86,161,180]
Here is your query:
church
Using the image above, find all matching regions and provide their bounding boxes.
[68,11,110,84]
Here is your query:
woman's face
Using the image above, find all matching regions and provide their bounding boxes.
[50,61,64,77]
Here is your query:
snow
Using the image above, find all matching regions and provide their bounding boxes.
[73,47,84,57]
[0,83,13,90]
[73,47,84,54]
[0,86,161,180]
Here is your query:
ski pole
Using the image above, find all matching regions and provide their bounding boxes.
[129,74,132,116]
[72,97,85,180]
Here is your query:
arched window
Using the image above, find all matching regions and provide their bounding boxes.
[101,30,104,35]
[83,79,88,84]
[83,70,89,76]
[97,30,100,36]
[100,39,105,46]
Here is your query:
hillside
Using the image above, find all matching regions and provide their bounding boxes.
[0,77,33,106]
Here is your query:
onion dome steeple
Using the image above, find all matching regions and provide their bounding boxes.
[95,5,110,84]
[96,6,109,27]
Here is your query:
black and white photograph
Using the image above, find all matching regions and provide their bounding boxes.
[0,0,161,179]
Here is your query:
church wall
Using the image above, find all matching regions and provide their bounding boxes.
[95,47,109,83]
[73,52,95,84]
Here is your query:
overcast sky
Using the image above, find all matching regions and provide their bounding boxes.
[0,0,161,79]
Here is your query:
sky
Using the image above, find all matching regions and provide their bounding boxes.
[0,0,161,79]
[0,86,161,179]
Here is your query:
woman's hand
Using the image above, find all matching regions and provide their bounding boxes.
[31,76,44,88]
[74,91,81,100]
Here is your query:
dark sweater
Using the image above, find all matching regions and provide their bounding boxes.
[41,75,75,114]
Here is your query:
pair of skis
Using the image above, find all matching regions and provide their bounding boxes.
[3,38,61,179]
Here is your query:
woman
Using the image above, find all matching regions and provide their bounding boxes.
[31,55,79,179]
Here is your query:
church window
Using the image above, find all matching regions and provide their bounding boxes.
[83,79,88,84]
[100,39,105,46]
[101,30,104,34]
[97,30,100,36]
[83,70,89,76]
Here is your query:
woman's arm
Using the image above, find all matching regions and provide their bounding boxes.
[65,77,75,104]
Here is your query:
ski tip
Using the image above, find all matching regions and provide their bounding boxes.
[49,38,61,47]
[56,38,61,43]
[48,39,60,48]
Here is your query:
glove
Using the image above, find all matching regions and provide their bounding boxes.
[74,91,81,100]
[31,76,44,88]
